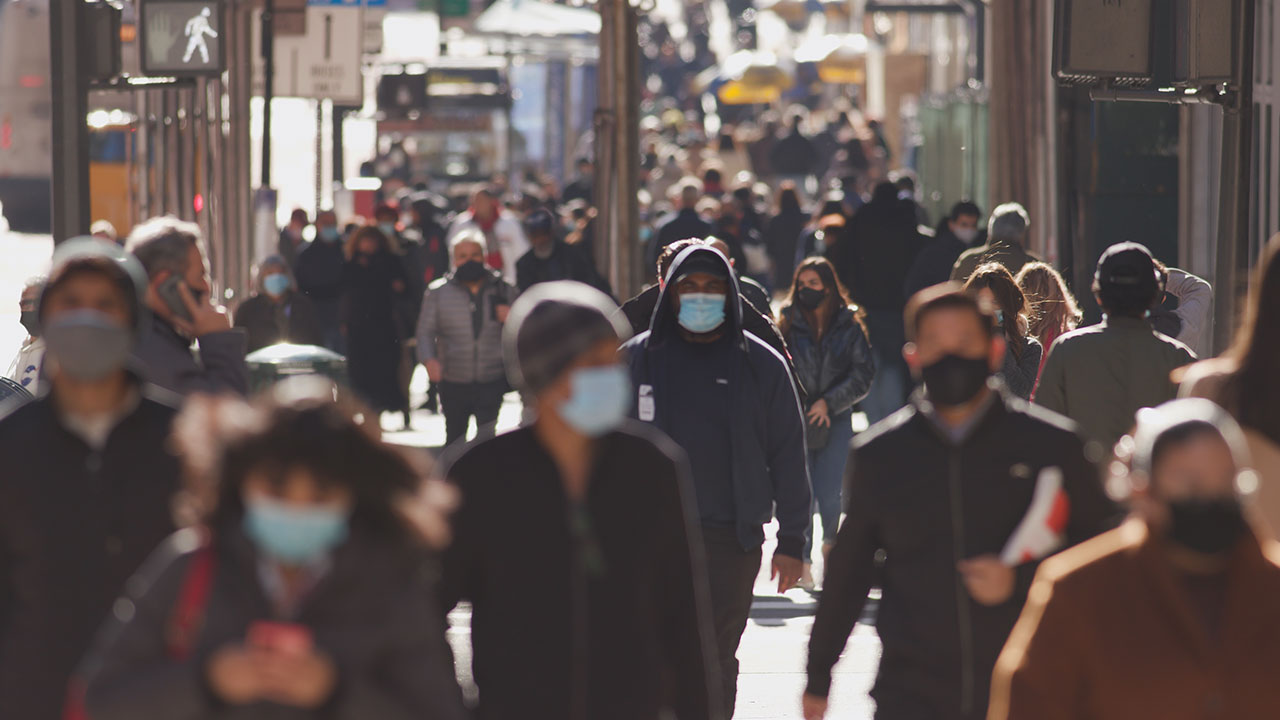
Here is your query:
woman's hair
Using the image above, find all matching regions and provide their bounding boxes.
[1222,234,1280,444]
[344,225,398,260]
[172,379,452,548]
[1016,262,1082,345]
[779,256,865,338]
[964,263,1031,357]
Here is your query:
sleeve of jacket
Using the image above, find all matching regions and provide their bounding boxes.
[1002,340,1042,400]
[415,287,439,365]
[82,550,214,720]
[291,295,325,347]
[806,443,880,698]
[653,442,724,720]
[762,347,812,560]
[987,568,1089,720]
[1167,270,1213,356]
[1033,340,1068,417]
[438,461,480,615]
[191,330,250,396]
[822,321,876,414]
[327,566,469,720]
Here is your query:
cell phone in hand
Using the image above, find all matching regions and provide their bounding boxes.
[157,276,194,323]
[247,621,314,656]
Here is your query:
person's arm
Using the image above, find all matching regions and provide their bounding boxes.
[805,446,881,699]
[414,288,439,366]
[654,447,723,720]
[764,353,812,561]
[191,330,250,395]
[987,569,1089,720]
[1003,340,1041,400]
[821,321,876,415]
[1033,340,1068,416]
[1167,271,1213,355]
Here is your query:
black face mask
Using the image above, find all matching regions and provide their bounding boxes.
[20,310,40,337]
[454,260,489,283]
[920,354,991,407]
[796,287,826,310]
[1166,497,1247,556]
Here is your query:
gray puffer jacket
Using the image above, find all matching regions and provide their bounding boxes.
[415,270,518,384]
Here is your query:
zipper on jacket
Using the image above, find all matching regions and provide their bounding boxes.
[947,450,976,716]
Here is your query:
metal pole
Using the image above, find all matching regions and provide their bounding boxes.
[1212,0,1257,353]
[49,0,90,241]
[261,0,275,188]
[333,105,348,191]
[614,0,640,298]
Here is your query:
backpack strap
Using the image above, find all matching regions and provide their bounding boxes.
[165,543,218,660]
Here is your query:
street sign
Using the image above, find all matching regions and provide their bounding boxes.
[140,0,226,76]
[255,4,364,103]
[1055,0,1152,86]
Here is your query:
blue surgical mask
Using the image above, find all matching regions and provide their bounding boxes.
[262,273,290,297]
[243,496,350,565]
[677,293,727,334]
[559,365,632,437]
[318,226,340,243]
[378,222,397,237]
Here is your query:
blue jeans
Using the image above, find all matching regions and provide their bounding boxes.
[804,409,856,561]
[861,309,911,425]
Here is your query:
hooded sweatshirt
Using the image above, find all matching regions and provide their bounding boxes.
[622,246,812,558]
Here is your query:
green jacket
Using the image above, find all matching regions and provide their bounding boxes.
[950,240,1038,283]
[1035,316,1197,452]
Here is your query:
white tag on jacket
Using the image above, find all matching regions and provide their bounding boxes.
[638,384,655,422]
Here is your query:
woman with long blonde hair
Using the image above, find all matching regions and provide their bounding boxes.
[1016,262,1082,392]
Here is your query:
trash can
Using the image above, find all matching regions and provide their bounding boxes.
[245,343,348,394]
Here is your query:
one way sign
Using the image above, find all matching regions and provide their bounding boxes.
[252,4,364,103]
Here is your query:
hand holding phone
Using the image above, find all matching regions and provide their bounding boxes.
[157,276,194,324]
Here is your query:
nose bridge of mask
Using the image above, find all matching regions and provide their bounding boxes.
[44,309,133,381]
[560,364,632,436]
[677,292,727,332]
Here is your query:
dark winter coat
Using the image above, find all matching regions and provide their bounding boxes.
[623,246,811,558]
[133,315,249,397]
[648,209,713,270]
[515,240,609,295]
[233,291,325,353]
[829,195,925,311]
[780,304,875,416]
[999,335,1043,401]
[951,240,1038,284]
[769,130,818,176]
[294,240,347,303]
[806,388,1119,720]
[904,223,970,300]
[341,251,408,412]
[764,209,809,288]
[440,424,721,720]
[82,528,468,720]
[0,387,180,720]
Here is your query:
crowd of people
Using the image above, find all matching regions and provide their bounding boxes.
[5,96,1280,720]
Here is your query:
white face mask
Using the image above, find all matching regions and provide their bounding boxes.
[953,226,979,243]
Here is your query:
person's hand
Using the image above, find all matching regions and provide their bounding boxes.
[802,693,829,720]
[958,555,1015,606]
[425,359,443,382]
[772,553,803,593]
[806,399,831,428]
[495,304,511,324]
[173,282,233,338]
[257,648,337,709]
[205,644,267,705]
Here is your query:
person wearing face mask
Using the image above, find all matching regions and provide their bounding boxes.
[0,239,182,720]
[341,225,410,424]
[445,186,530,286]
[778,257,875,591]
[127,217,250,398]
[440,282,721,720]
[79,380,468,720]
[294,210,347,353]
[6,276,47,395]
[415,230,518,446]
[277,208,310,269]
[233,256,323,354]
[514,209,610,294]
[905,201,983,300]
[964,264,1042,400]
[988,398,1280,720]
[803,285,1119,720]
[624,245,810,716]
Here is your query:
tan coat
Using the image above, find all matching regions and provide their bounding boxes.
[1181,359,1280,538]
[989,521,1280,720]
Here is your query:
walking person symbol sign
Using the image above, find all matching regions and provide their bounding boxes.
[183,7,218,64]
[141,0,225,76]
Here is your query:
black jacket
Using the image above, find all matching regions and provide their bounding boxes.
[294,240,347,303]
[83,528,467,720]
[0,387,180,720]
[440,425,721,720]
[515,240,610,295]
[769,130,818,176]
[648,209,713,271]
[904,222,969,300]
[806,388,1119,720]
[780,304,875,416]
[764,209,809,288]
[233,291,325,353]
[623,247,811,558]
[828,194,925,311]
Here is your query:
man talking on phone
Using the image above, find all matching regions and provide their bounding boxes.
[126,217,249,397]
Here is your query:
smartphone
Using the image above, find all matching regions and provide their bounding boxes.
[247,621,314,656]
[157,276,194,323]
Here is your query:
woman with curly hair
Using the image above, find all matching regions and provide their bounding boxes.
[964,263,1042,399]
[80,379,466,719]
